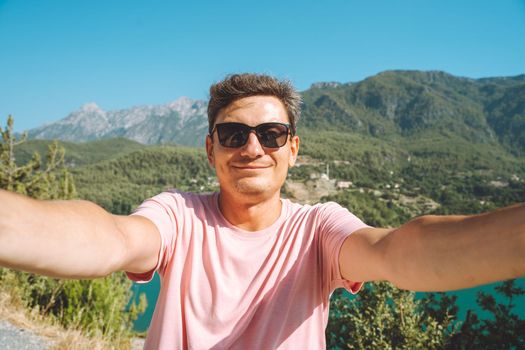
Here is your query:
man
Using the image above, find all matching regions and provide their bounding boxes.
[0,73,524,349]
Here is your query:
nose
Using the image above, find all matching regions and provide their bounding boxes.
[239,131,264,158]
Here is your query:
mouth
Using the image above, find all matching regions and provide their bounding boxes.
[230,162,273,171]
[231,165,271,170]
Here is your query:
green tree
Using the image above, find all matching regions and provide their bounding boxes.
[0,115,76,199]
[445,279,525,349]
[327,282,453,349]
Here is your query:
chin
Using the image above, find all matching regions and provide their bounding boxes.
[233,178,276,196]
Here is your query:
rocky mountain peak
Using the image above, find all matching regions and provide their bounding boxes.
[29,98,209,146]
[79,102,103,113]
[168,97,207,114]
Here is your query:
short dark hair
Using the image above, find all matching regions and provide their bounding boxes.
[207,73,301,135]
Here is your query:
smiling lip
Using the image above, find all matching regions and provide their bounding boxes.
[231,165,271,170]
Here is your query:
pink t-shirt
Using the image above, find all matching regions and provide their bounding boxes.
[128,190,368,349]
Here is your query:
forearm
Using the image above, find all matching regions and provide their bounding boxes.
[384,203,525,291]
[0,189,127,279]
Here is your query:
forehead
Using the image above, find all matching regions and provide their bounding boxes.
[217,95,288,124]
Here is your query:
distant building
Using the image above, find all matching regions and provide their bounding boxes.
[336,181,353,189]
[489,180,508,188]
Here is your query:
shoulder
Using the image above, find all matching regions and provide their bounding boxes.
[132,190,217,222]
[283,199,362,228]
[309,201,368,234]
[283,198,344,212]
[314,201,347,213]
[140,190,215,208]
[290,200,350,218]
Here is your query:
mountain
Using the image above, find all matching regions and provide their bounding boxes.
[301,70,525,155]
[27,70,525,155]
[28,97,208,146]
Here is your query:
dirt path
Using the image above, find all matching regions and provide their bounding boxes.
[0,320,51,350]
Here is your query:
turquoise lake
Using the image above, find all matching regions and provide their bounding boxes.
[131,275,525,332]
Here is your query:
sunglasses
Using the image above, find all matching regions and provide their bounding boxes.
[210,122,291,148]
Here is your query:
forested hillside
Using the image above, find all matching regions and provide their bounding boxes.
[302,71,525,156]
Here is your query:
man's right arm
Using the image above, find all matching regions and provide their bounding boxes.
[0,189,161,279]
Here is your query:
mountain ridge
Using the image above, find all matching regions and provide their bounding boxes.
[29,97,208,146]
[27,70,525,155]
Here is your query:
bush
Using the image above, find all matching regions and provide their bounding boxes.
[327,282,453,349]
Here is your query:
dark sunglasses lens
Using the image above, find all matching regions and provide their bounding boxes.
[216,124,249,148]
[215,123,289,148]
[256,124,289,148]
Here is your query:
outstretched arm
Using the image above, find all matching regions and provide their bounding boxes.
[0,189,160,279]
[339,203,525,291]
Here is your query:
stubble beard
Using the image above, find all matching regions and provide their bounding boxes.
[233,177,274,196]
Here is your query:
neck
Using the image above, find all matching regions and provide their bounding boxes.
[218,190,282,231]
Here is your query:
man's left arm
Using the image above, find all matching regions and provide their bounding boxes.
[339,203,525,292]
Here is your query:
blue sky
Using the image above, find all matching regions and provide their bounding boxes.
[1,0,524,132]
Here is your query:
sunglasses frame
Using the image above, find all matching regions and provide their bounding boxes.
[210,122,292,148]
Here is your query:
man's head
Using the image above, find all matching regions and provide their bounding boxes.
[207,73,301,136]
[206,74,301,201]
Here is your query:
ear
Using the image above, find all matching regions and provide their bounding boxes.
[288,135,300,167]
[206,135,215,167]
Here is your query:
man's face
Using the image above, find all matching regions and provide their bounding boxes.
[206,95,300,199]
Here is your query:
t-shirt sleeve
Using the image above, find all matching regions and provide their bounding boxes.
[317,202,370,295]
[125,191,181,283]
